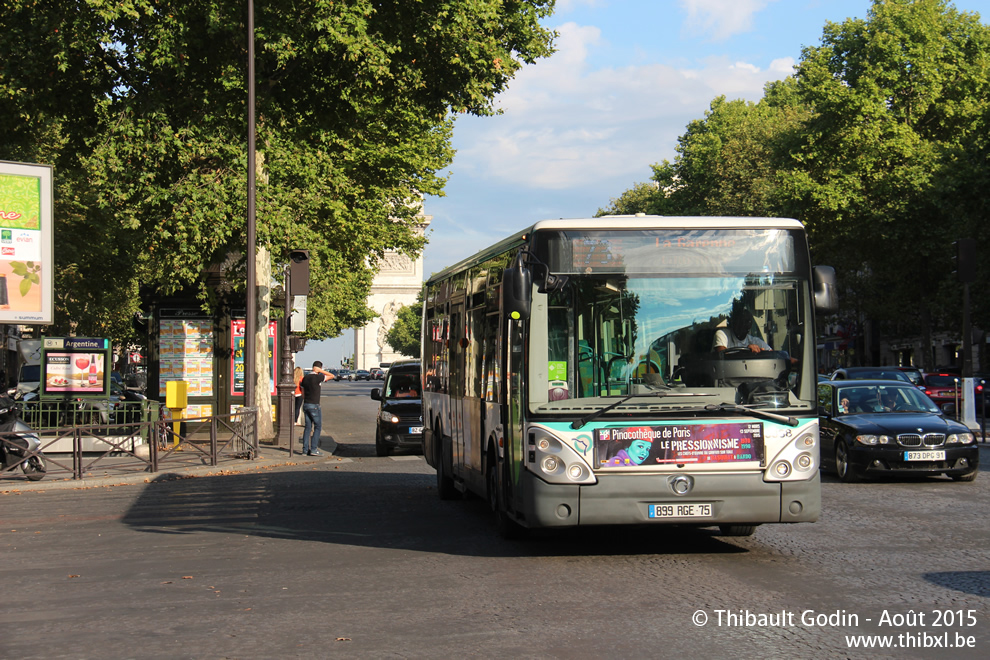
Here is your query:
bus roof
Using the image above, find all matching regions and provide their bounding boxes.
[427,215,805,284]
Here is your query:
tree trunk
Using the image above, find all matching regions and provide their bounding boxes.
[254,245,275,440]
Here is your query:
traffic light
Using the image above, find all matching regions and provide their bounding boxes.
[288,249,310,295]
[953,239,976,283]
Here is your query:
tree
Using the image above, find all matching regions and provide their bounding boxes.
[601,0,990,366]
[648,89,809,218]
[0,1,556,344]
[787,0,990,365]
[595,182,659,217]
[386,291,424,359]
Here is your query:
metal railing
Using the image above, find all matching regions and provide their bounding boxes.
[1,402,258,481]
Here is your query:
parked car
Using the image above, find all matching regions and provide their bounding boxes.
[817,380,978,482]
[353,369,372,381]
[921,372,962,413]
[829,367,913,383]
[895,366,924,387]
[369,360,423,457]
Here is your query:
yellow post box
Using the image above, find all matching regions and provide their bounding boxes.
[165,381,188,448]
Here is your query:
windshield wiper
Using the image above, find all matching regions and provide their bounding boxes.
[571,391,668,429]
[704,403,800,427]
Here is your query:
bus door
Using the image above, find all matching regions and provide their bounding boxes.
[449,300,467,477]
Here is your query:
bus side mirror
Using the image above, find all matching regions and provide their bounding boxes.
[813,265,838,313]
[502,264,532,321]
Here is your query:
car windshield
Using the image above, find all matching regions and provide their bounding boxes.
[836,385,938,414]
[846,370,910,382]
[386,372,420,398]
[925,375,959,388]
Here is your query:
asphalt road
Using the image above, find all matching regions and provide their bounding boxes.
[1,380,988,659]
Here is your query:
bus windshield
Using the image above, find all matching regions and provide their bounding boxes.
[532,228,815,413]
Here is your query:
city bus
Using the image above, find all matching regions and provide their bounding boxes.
[421,216,837,537]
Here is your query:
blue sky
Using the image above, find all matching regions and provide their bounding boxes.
[300,0,989,368]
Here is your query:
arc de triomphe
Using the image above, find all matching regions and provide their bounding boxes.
[353,212,430,370]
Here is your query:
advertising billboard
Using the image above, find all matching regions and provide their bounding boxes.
[0,161,54,324]
[40,337,111,398]
[230,319,278,396]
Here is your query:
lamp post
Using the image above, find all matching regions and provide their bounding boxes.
[245,0,257,409]
[277,264,296,451]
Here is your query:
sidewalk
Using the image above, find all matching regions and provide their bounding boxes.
[0,437,342,493]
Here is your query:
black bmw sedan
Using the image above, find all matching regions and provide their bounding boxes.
[818,380,979,483]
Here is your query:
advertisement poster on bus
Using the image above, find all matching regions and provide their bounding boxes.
[230,319,277,396]
[595,422,764,467]
[0,161,54,324]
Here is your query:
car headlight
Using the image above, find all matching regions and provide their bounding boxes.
[856,434,894,446]
[946,432,975,445]
[379,410,399,424]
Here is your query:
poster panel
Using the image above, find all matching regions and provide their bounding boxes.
[230,319,277,396]
[40,337,111,398]
[0,161,54,324]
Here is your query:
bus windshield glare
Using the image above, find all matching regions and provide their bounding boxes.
[532,228,815,412]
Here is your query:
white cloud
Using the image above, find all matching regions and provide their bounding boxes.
[452,22,791,191]
[678,0,777,41]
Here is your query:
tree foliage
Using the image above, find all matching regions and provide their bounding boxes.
[385,290,424,359]
[603,0,990,362]
[0,0,555,343]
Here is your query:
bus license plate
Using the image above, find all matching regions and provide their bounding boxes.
[904,450,945,461]
[409,426,424,435]
[648,503,713,519]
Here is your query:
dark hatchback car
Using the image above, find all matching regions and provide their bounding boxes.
[370,361,423,457]
[829,367,913,383]
[818,380,979,483]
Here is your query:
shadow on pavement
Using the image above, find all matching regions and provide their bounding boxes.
[922,571,990,598]
[120,468,749,558]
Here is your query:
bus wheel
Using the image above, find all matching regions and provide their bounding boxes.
[486,451,525,540]
[436,436,456,500]
[717,525,758,537]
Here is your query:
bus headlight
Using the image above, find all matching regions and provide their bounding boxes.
[765,429,819,482]
[528,427,597,485]
[772,461,791,477]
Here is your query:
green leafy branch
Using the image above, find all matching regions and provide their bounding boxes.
[9,261,40,296]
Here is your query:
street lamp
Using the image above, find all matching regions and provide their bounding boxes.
[277,251,310,449]
[245,0,257,409]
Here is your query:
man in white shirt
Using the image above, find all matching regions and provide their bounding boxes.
[713,304,771,354]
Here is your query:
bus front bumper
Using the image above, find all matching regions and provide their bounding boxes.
[517,469,820,528]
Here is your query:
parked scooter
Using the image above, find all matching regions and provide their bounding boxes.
[0,391,46,481]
